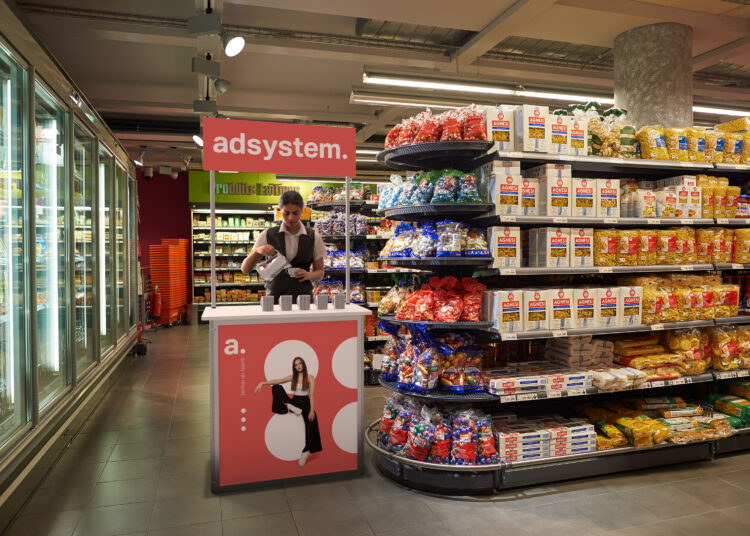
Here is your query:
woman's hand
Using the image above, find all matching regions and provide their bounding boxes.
[255,245,276,257]
[308,410,315,421]
[254,382,264,394]
[295,269,313,281]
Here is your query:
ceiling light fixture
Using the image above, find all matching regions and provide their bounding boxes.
[356,149,380,155]
[356,158,379,163]
[363,72,514,96]
[193,134,204,147]
[222,34,245,57]
[213,78,231,96]
[134,146,146,167]
[693,106,750,117]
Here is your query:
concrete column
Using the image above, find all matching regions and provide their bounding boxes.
[614,23,693,129]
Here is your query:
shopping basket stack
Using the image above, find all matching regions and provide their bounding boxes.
[149,238,190,324]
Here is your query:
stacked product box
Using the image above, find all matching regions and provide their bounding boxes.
[490,226,522,268]
[484,105,517,151]
[529,227,570,267]
[525,164,572,216]
[515,105,550,152]
[596,179,621,217]
[549,114,571,154]
[483,289,523,332]
[523,290,551,331]
[520,178,540,216]
[570,228,594,267]
[597,287,621,328]
[485,362,594,396]
[495,417,597,462]
[545,336,615,368]
[573,178,596,217]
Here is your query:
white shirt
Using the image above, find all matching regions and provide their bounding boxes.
[253,222,326,262]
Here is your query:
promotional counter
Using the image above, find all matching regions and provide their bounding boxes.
[202,303,371,492]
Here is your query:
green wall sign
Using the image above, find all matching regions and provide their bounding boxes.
[188,171,336,204]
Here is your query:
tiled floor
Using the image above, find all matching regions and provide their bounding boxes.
[6,323,750,535]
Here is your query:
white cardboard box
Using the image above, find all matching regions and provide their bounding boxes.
[537,227,570,268]
[525,163,572,179]
[550,288,575,330]
[569,118,589,156]
[540,176,572,217]
[619,286,643,326]
[573,288,597,328]
[572,178,596,217]
[596,179,620,217]
[492,174,522,215]
[597,287,620,327]
[484,105,517,152]
[490,226,522,268]
[491,160,522,177]
[549,114,571,155]
[523,289,551,331]
[515,105,550,152]
[520,178,540,216]
[671,185,691,219]
[569,227,594,267]
[688,185,702,218]
[484,289,524,333]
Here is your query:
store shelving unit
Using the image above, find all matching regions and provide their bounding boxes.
[367,140,750,495]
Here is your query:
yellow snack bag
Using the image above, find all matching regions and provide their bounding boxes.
[657,229,677,264]
[736,326,750,369]
[642,287,662,324]
[714,284,739,318]
[687,127,706,162]
[637,126,669,160]
[665,127,688,161]
[711,326,740,370]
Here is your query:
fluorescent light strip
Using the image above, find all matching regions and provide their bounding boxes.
[363,73,514,96]
[693,106,750,117]
[356,159,379,163]
[356,149,379,155]
[351,96,457,110]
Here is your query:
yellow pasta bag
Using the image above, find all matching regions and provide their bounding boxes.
[665,127,688,161]
[687,127,706,162]
[637,126,669,160]
[735,229,750,263]
[638,229,658,265]
[696,228,714,263]
[724,132,743,164]
[714,284,739,318]
[736,326,750,369]
[727,186,741,218]
[711,326,740,371]
[705,130,725,163]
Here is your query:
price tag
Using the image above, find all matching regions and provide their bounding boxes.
[647,219,661,225]
[604,218,617,224]
[500,216,517,223]
[547,391,562,398]
[503,333,518,341]
[508,151,523,158]
[680,265,694,271]
[738,370,750,377]
[651,324,665,331]
[671,378,686,385]
[500,395,517,403]
[717,219,729,225]
[650,381,665,387]
[684,377,694,384]
[736,164,750,170]
[553,217,568,224]
[598,267,614,273]
[681,219,693,225]
[517,393,538,402]
[717,372,735,380]
[732,264,744,270]
[567,388,585,397]
[552,330,568,338]
[680,161,694,167]
[500,268,517,276]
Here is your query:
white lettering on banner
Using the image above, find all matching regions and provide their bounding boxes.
[212,135,346,161]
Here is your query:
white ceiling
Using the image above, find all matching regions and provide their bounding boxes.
[12,0,750,171]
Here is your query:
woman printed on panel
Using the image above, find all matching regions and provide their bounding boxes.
[255,356,321,466]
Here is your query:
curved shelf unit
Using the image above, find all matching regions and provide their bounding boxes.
[378,376,499,402]
[378,203,494,221]
[307,200,367,211]
[493,319,715,341]
[473,214,716,228]
[379,257,493,267]
[377,140,495,172]
[379,315,492,330]
[319,234,368,241]
[475,264,716,277]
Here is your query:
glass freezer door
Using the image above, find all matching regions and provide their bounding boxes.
[73,124,94,376]
[115,165,126,339]
[98,149,113,354]
[0,44,28,445]
[34,83,68,409]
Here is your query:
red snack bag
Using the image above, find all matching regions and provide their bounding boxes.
[427,420,452,463]
[461,105,487,141]
[397,117,419,146]
[395,292,419,320]
[440,110,462,141]
[413,110,442,143]
[435,291,464,322]
[460,278,486,322]
[415,289,436,321]
[385,124,401,149]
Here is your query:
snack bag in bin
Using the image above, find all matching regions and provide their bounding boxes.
[427,412,452,464]
[413,334,443,393]
[397,117,419,146]
[409,173,436,206]
[456,174,483,204]
[377,394,404,446]
[461,105,487,141]
[451,410,479,465]
[378,319,405,381]
[414,285,437,321]
[385,123,402,149]
[460,277,486,322]
[476,411,498,465]
[440,110,462,141]
[431,173,459,204]
[413,110,442,144]
[387,401,417,453]
[435,289,465,323]
[396,339,422,391]
[403,407,437,461]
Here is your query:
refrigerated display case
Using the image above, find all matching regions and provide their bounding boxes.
[34,82,68,410]
[0,42,28,446]
[73,124,94,377]
[98,148,113,354]
[128,176,137,329]
[115,164,126,339]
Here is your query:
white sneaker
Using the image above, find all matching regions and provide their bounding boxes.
[299,451,309,466]
[286,404,302,416]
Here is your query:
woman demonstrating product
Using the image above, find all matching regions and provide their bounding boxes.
[254,357,322,466]
[241,190,325,303]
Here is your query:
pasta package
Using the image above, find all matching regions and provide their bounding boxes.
[711,326,740,371]
[515,105,549,152]
[596,179,620,217]
[619,286,643,326]
[637,125,669,160]
[597,287,620,327]
[735,228,750,263]
[714,185,727,219]
[634,189,657,218]
[569,118,589,156]
[687,127,706,162]
[574,288,597,328]
[727,186,741,218]
[723,132,744,164]
[715,284,739,318]
[737,327,750,368]
[523,289,550,331]
[537,227,570,268]
[484,105,517,151]
[695,287,715,320]
[521,178,540,216]
[743,133,750,164]
[696,228,714,263]
[657,229,677,265]
[492,174,521,215]
[490,226,521,268]
[572,178,595,217]
[655,189,677,218]
[618,230,638,266]
[665,127,689,161]
[716,117,750,133]
[549,113,571,154]
[570,227,594,267]
[550,288,574,330]
[660,288,680,323]
[638,230,658,265]
[705,130,725,163]
[540,176,571,217]
[595,229,618,266]
[642,287,663,324]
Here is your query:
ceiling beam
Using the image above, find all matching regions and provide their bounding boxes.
[451,0,557,69]
[356,106,414,143]
[693,35,750,72]
[556,0,750,34]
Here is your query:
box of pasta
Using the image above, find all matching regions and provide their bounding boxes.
[597,287,620,328]
[523,289,550,331]
[550,288,575,330]
[484,105,517,152]
[569,227,594,267]
[573,288,597,328]
[573,178,596,217]
[520,178,540,216]
[515,105,550,152]
[490,226,522,268]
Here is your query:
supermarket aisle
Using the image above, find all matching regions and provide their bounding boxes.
[5,324,750,536]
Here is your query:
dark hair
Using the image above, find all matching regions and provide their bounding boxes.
[279,190,304,209]
[291,357,309,391]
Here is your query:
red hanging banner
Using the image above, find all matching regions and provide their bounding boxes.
[202,118,356,177]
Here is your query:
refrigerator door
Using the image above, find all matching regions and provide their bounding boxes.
[115,164,126,339]
[34,83,68,409]
[73,124,95,377]
[128,176,137,329]
[0,43,28,445]
[98,148,113,354]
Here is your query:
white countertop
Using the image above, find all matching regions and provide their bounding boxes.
[201,303,372,322]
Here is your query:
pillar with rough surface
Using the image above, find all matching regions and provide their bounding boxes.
[614,23,693,129]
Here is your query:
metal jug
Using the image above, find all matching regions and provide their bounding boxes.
[255,252,291,282]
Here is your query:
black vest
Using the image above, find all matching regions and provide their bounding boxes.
[264,224,315,300]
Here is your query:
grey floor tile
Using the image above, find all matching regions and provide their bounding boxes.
[73,501,153,536]
[344,473,411,503]
[223,512,298,536]
[87,477,159,508]
[422,498,529,536]
[117,427,170,445]
[671,476,750,508]
[669,511,750,536]
[23,482,97,515]
[159,453,210,476]
[292,503,373,536]
[508,501,609,536]
[99,458,164,482]
[284,481,354,511]
[715,504,750,527]
[615,483,714,520]
[156,471,212,499]
[5,509,81,536]
[221,488,290,520]
[163,436,210,456]
[74,431,122,446]
[717,468,750,491]
[358,495,440,534]
[572,491,662,530]
[57,444,115,466]
[109,440,166,462]
[41,462,106,489]
[493,478,609,511]
[147,521,222,536]
[148,494,221,530]
[610,519,690,536]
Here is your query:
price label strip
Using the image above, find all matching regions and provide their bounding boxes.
[517,393,538,402]
[500,395,517,403]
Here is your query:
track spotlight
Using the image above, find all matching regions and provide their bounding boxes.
[223,34,245,57]
[193,134,204,147]
[213,78,231,96]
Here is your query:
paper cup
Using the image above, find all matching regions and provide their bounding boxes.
[280,295,293,311]
[298,295,311,310]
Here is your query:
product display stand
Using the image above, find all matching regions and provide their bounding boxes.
[367,141,750,495]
